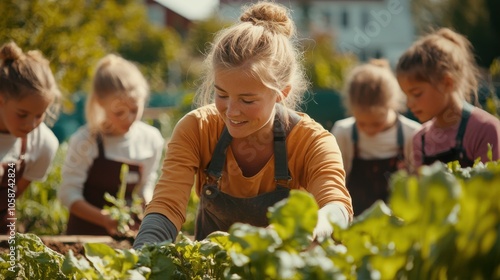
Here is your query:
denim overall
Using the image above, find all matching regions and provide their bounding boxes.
[66,134,142,235]
[347,119,404,216]
[195,111,299,240]
[422,103,474,167]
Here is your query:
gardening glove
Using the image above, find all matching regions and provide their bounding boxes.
[133,213,178,250]
[312,202,350,242]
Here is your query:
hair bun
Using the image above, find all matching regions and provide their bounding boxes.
[240,2,295,38]
[0,42,23,64]
[369,58,391,69]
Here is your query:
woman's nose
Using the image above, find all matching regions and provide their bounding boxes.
[226,99,240,117]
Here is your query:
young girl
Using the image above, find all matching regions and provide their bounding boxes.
[331,59,421,216]
[0,42,60,233]
[396,28,500,168]
[58,54,164,236]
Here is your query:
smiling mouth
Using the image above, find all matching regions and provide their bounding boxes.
[229,119,245,124]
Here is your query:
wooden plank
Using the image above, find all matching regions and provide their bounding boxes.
[0,235,114,243]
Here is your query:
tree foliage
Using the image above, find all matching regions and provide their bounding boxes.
[303,33,357,90]
[0,0,181,95]
[410,0,500,68]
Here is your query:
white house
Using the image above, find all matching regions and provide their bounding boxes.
[218,0,416,66]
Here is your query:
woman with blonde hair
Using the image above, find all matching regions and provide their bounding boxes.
[134,1,352,248]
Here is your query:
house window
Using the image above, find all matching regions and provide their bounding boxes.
[147,4,165,26]
[361,10,370,27]
[323,11,331,26]
[341,9,349,28]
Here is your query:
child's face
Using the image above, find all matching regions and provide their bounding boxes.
[397,75,448,123]
[352,107,396,137]
[0,94,53,137]
[214,68,278,139]
[99,94,144,135]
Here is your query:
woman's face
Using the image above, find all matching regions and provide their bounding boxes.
[214,69,278,139]
[0,94,53,137]
[98,94,144,135]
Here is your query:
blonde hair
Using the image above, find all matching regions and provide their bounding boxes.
[194,1,308,126]
[0,41,61,126]
[396,28,479,103]
[85,54,149,134]
[344,59,405,113]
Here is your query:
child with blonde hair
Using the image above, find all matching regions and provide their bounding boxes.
[332,59,421,216]
[0,42,60,233]
[396,28,500,168]
[58,54,164,236]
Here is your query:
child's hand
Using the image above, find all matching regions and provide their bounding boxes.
[103,215,119,236]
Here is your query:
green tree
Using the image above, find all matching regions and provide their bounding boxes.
[0,0,181,95]
[303,33,357,90]
[410,0,500,68]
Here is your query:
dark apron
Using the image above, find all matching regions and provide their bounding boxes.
[347,119,404,216]
[66,134,142,235]
[0,137,26,234]
[195,110,300,240]
[422,103,474,167]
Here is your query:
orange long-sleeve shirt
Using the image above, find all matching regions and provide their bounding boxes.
[146,104,352,230]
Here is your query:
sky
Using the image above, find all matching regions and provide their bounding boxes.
[154,0,219,21]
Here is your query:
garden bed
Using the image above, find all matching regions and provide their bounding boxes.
[0,235,132,257]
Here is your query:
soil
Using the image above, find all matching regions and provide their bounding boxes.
[0,235,133,258]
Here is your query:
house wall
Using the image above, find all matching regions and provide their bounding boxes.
[219,0,416,66]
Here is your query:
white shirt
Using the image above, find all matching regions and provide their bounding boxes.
[0,123,59,181]
[331,115,421,174]
[58,121,164,209]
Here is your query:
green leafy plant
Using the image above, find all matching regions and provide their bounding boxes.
[0,233,66,280]
[16,143,68,235]
[102,163,144,238]
[2,160,500,279]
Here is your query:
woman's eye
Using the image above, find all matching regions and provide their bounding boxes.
[17,114,28,119]
[242,100,255,104]
[114,111,126,117]
[216,94,228,99]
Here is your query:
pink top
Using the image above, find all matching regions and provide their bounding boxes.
[413,107,500,168]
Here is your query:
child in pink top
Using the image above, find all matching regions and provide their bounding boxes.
[396,28,500,168]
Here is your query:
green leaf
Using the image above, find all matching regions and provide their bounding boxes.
[268,190,318,250]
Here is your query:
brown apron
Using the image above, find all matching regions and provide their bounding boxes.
[0,137,26,234]
[66,134,142,235]
[347,119,404,216]
[422,102,474,167]
[195,109,300,240]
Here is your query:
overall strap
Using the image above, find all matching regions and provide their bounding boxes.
[421,133,426,157]
[96,134,106,159]
[455,102,473,148]
[206,108,300,185]
[351,123,360,158]
[396,116,404,157]
[206,128,232,180]
[273,115,290,186]
[272,106,301,186]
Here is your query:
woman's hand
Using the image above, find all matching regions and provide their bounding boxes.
[312,203,350,242]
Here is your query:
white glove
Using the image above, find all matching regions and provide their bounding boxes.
[312,203,350,242]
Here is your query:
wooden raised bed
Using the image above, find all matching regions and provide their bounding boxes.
[0,235,133,257]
